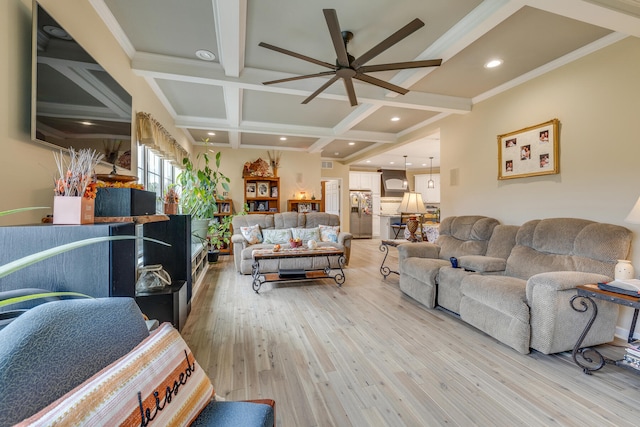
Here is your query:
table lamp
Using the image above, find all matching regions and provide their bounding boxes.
[398,191,428,242]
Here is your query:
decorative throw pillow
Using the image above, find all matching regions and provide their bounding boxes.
[240,224,262,244]
[291,227,321,243]
[262,228,292,244]
[16,323,214,427]
[318,224,340,243]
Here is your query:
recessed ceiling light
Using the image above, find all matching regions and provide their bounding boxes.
[195,50,216,61]
[207,132,215,136]
[334,152,339,155]
[348,142,355,146]
[391,117,400,122]
[280,137,287,141]
[407,162,412,166]
[81,121,93,126]
[390,161,395,164]
[485,59,503,69]
[422,163,427,166]
[366,160,371,163]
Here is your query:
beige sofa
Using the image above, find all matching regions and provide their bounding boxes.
[232,212,352,274]
[398,217,633,355]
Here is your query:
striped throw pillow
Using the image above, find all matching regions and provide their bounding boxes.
[17,323,214,426]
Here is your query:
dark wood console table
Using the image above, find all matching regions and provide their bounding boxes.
[570,283,640,375]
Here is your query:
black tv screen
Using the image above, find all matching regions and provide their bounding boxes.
[31,1,133,171]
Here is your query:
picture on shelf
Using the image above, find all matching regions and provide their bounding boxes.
[271,186,278,198]
[257,201,267,211]
[246,182,256,198]
[257,182,269,197]
[222,203,230,213]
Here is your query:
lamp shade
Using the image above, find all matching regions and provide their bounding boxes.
[397,191,428,214]
[625,196,640,224]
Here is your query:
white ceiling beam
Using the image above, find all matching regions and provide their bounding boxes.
[131,52,472,113]
[173,116,397,143]
[212,0,247,77]
[526,0,640,37]
[391,0,524,91]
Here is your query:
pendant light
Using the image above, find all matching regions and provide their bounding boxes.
[427,157,435,189]
[403,155,408,189]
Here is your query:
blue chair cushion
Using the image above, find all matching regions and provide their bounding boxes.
[192,401,274,427]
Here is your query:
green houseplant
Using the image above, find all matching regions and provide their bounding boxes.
[177,150,230,244]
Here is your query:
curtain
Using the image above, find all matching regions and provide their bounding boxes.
[136,112,188,166]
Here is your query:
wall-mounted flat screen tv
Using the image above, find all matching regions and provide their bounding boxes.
[31,1,133,171]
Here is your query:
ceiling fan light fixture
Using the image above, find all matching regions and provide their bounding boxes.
[485,58,503,69]
[391,117,400,122]
[195,50,216,61]
[259,9,442,107]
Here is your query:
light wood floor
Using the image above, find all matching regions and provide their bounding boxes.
[182,239,640,427]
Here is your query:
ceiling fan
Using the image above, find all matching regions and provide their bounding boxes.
[259,9,442,106]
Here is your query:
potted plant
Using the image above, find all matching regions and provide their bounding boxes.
[176,149,230,244]
[206,203,248,262]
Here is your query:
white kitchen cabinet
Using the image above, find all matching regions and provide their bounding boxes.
[349,171,381,193]
[415,173,441,203]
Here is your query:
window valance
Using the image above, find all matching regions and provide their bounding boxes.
[136,112,188,166]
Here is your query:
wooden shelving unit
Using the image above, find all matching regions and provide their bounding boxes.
[212,199,233,255]
[287,199,322,213]
[244,177,280,214]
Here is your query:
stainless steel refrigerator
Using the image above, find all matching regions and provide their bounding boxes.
[349,191,373,238]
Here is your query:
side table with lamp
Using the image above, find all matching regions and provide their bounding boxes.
[379,191,430,278]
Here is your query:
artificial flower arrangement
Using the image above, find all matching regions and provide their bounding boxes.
[52,148,103,224]
[53,148,104,199]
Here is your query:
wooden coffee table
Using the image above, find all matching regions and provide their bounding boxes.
[251,246,346,293]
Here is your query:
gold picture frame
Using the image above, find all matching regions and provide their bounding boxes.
[498,118,559,180]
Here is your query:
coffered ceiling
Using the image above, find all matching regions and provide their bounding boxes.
[89,0,640,170]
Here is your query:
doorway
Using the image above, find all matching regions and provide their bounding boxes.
[321,179,341,217]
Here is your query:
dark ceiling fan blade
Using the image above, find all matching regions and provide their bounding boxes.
[259,42,335,69]
[359,59,442,73]
[354,73,409,95]
[262,71,336,85]
[350,18,425,69]
[342,77,358,106]
[302,75,340,104]
[323,9,350,67]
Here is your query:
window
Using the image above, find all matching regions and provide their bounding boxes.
[137,143,180,213]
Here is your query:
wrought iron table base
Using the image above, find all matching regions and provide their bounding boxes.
[379,242,399,279]
[252,255,346,293]
[570,295,614,374]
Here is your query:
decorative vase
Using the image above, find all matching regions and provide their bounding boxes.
[615,260,635,280]
[164,202,178,215]
[53,196,95,224]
